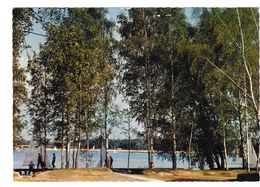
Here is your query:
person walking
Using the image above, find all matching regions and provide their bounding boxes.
[52,153,56,168]
[37,153,42,169]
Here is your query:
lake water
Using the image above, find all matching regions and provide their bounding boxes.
[13,150,243,169]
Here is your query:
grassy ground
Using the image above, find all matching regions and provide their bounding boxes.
[14,168,138,182]
[14,168,248,182]
[141,169,247,181]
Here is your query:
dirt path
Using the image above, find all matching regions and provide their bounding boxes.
[114,172,163,182]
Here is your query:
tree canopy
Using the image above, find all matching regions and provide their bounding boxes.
[13,8,259,170]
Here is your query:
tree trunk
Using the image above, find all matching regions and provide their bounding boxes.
[43,59,47,170]
[142,8,153,169]
[104,86,109,168]
[127,121,131,172]
[75,128,81,168]
[100,134,104,168]
[86,132,90,168]
[223,130,229,170]
[207,155,215,169]
[75,80,82,169]
[147,128,151,168]
[244,74,250,171]
[87,134,89,152]
[105,138,108,167]
[188,123,193,169]
[44,125,47,169]
[257,112,260,172]
[75,98,82,169]
[257,8,260,172]
[214,154,221,169]
[150,136,154,168]
[43,92,47,169]
[172,132,176,170]
[238,90,247,168]
[170,44,176,170]
[75,139,81,168]
[65,109,71,168]
[61,137,64,169]
[85,110,90,168]
[219,151,224,169]
[72,133,76,168]
[65,138,71,168]
[61,109,64,169]
[171,110,177,170]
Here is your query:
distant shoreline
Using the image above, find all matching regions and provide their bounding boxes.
[14,148,149,153]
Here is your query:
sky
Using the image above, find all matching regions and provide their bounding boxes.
[20,8,196,141]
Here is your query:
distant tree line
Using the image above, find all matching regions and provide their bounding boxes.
[52,138,146,150]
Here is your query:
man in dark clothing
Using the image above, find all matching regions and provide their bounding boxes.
[37,153,42,169]
[104,158,108,168]
[52,153,56,168]
[109,156,113,168]
[29,161,35,174]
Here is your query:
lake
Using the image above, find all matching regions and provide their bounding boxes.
[13,149,243,169]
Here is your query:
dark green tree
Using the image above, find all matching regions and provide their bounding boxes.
[13,8,33,147]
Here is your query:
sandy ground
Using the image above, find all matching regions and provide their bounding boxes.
[14,168,140,182]
[14,168,248,182]
[115,172,163,182]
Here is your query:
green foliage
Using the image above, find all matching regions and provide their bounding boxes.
[13,8,33,146]
[118,8,259,169]
[20,7,258,170]
[27,8,116,156]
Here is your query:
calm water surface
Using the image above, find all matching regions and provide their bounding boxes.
[13,150,242,169]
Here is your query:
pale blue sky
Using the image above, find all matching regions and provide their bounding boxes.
[21,8,195,140]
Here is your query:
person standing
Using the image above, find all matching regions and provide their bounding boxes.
[52,153,56,168]
[37,153,42,169]
[29,161,35,174]
[104,158,108,168]
[109,156,113,169]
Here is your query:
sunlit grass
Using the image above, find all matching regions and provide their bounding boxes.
[142,169,247,181]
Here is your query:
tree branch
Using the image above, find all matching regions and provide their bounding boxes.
[216,9,241,50]
[236,8,258,112]
[217,9,252,72]
[204,57,252,99]
[27,31,47,38]
[250,8,259,32]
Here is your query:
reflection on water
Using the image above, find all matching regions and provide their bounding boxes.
[13,150,242,169]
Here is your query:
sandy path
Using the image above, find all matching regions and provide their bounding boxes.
[114,172,163,182]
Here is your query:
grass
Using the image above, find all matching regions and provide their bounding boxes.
[142,169,247,181]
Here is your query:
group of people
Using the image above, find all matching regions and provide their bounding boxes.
[29,153,114,171]
[28,153,56,172]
